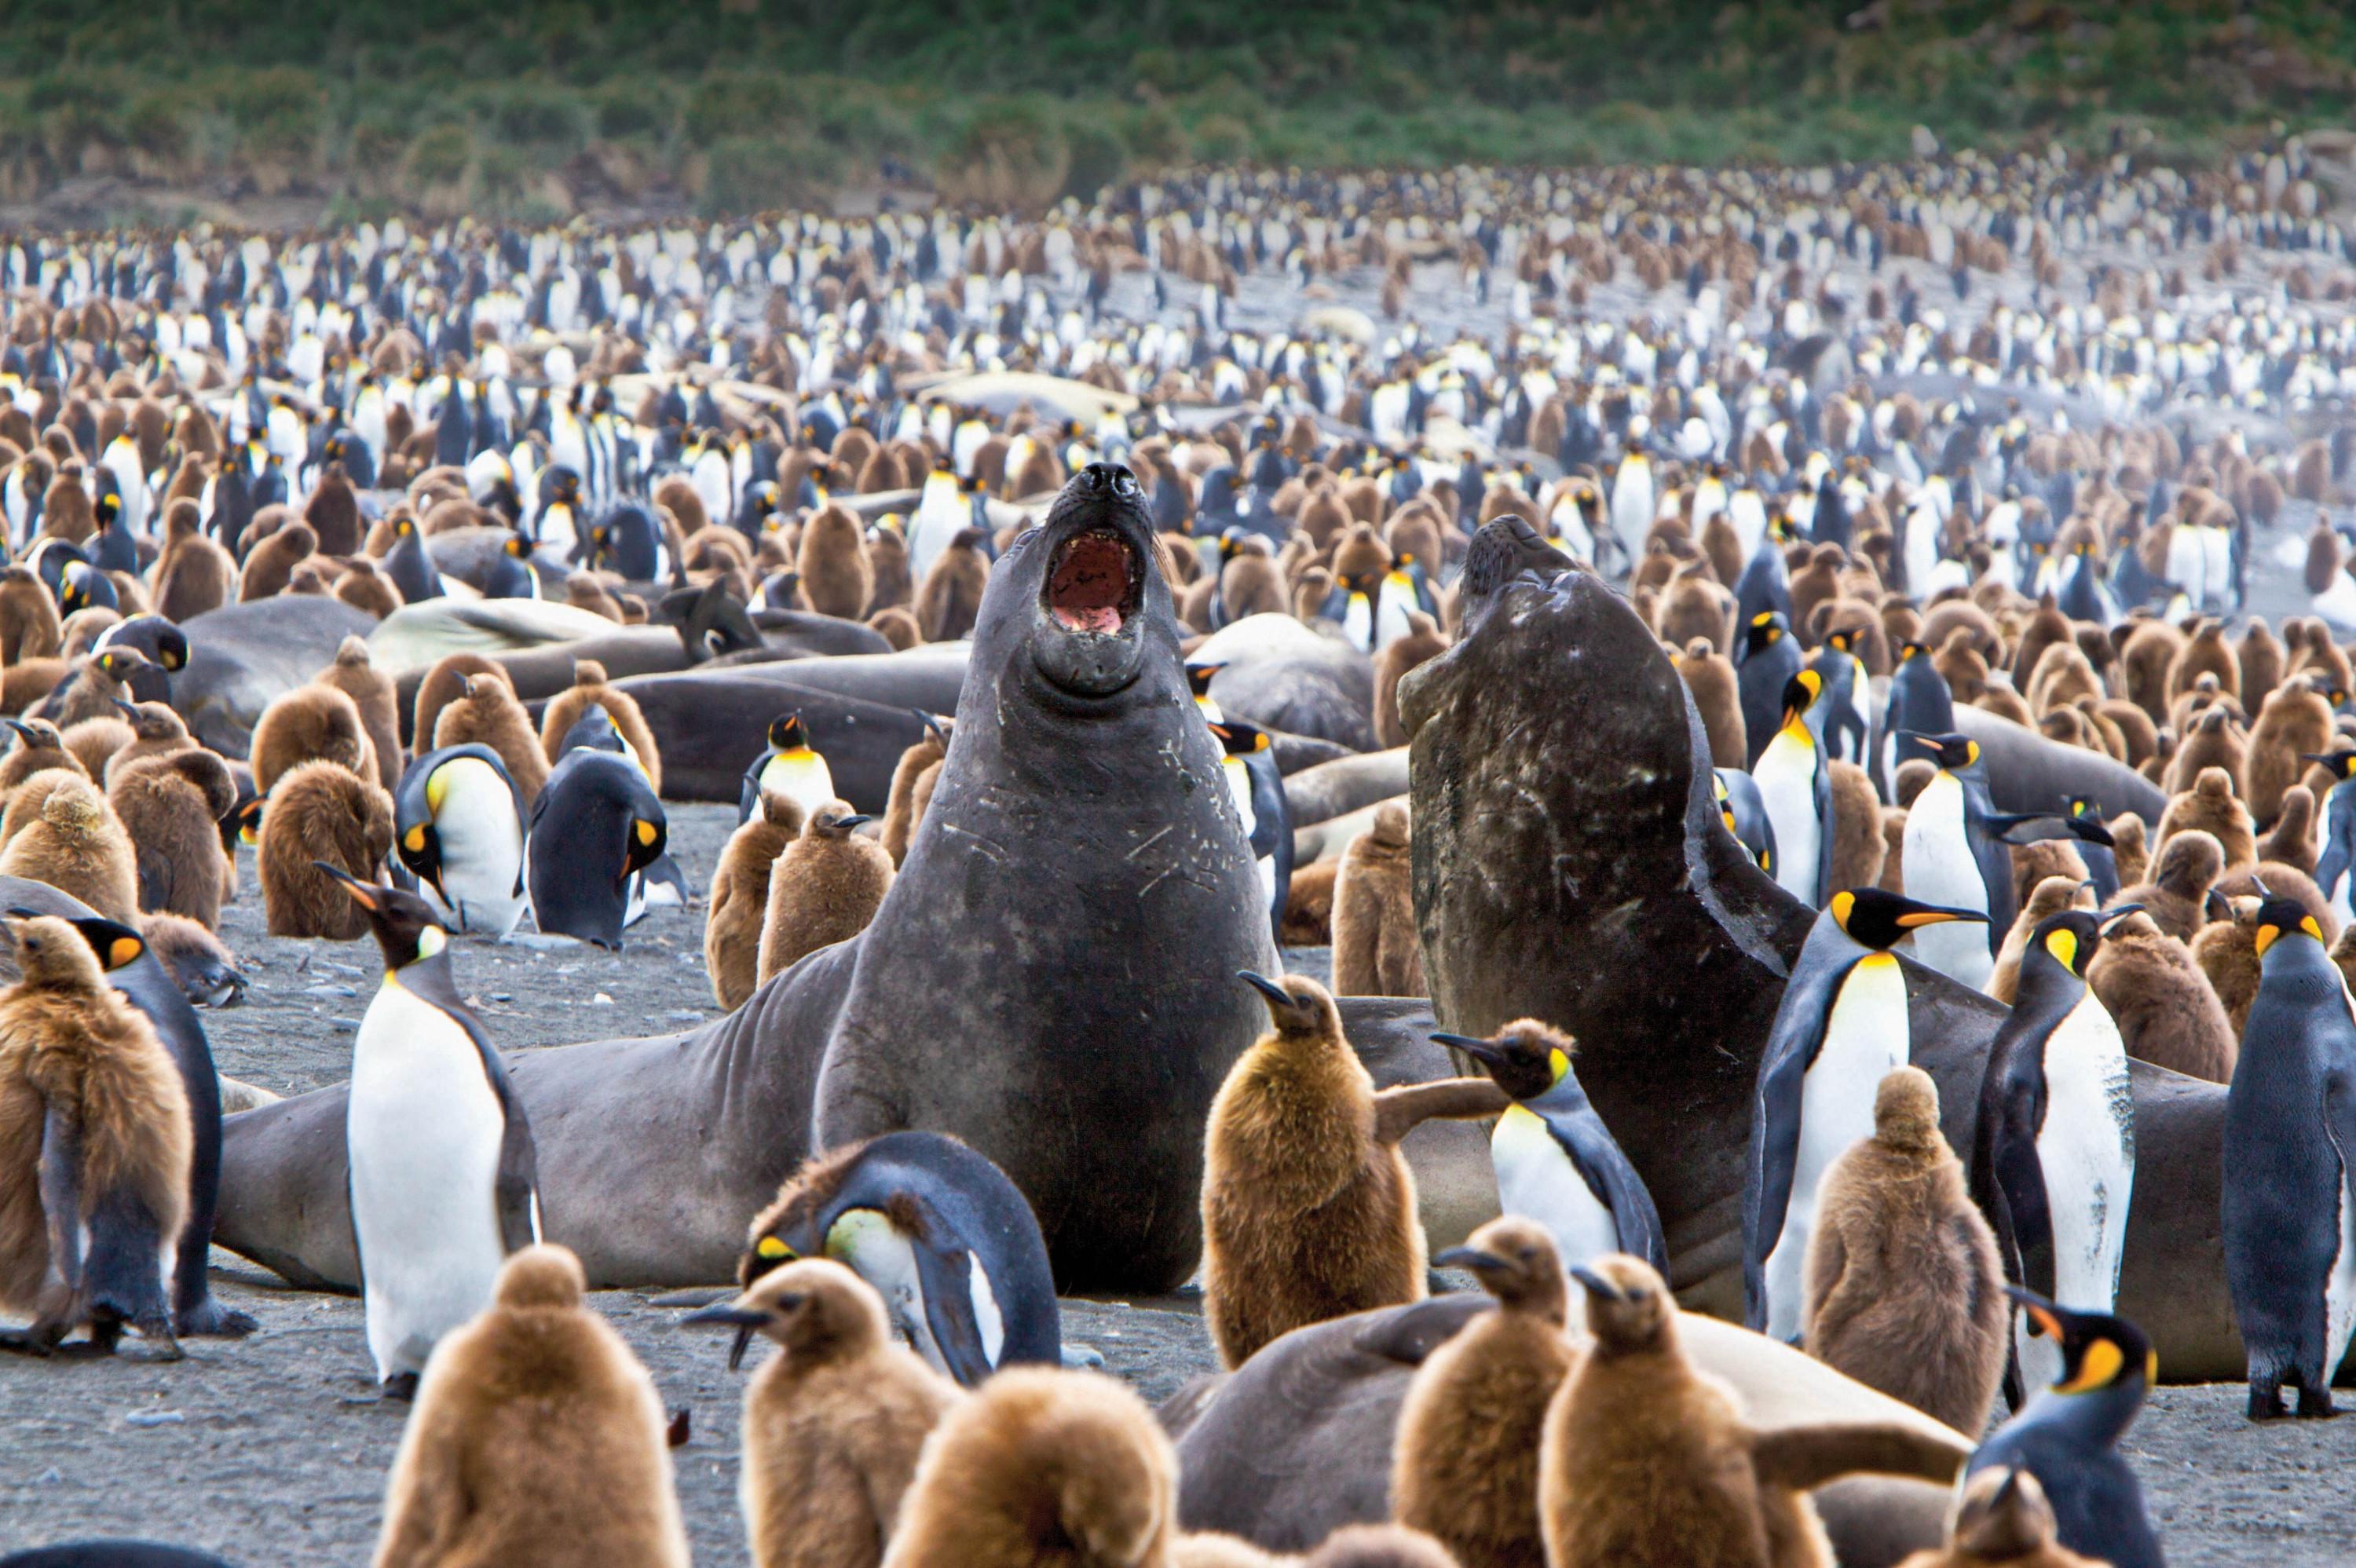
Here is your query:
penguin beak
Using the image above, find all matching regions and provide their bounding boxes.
[1892,904,1987,928]
[1238,970,1293,1010]
[682,1304,768,1372]
[834,814,873,832]
[1433,1246,1505,1274]
[2,718,33,742]
[2098,904,2145,929]
[112,697,139,718]
[313,861,381,910]
[1429,1032,1507,1069]
[1567,1264,1625,1303]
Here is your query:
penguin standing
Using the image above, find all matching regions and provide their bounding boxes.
[1736,612,1803,769]
[736,1130,1059,1387]
[1966,1292,2164,1568]
[1751,669,1833,908]
[2222,890,2356,1419]
[2305,747,2356,926]
[382,514,444,602]
[1900,732,2012,989]
[324,866,538,1398]
[1974,907,2141,1406]
[1876,640,1953,800]
[1743,888,1986,1341]
[1608,442,1653,572]
[393,744,531,938]
[1714,768,1778,878]
[1805,626,1871,768]
[1209,718,1290,944]
[737,712,834,826]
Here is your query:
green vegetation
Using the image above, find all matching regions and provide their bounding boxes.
[0,2,2351,217]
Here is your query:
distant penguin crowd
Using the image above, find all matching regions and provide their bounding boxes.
[6,131,2356,1567]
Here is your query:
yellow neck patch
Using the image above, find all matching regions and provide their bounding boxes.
[2043,928,2079,972]
[2057,1336,2125,1394]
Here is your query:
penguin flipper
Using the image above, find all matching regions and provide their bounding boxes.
[913,1241,998,1387]
[37,1101,85,1292]
[1743,966,1838,1330]
[1990,1076,2055,1299]
[1370,1077,1513,1144]
[1750,1422,1964,1491]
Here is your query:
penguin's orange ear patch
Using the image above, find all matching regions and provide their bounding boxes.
[755,1236,792,1261]
[2058,1336,2125,1394]
[108,937,142,969]
[2303,916,2324,943]
[633,820,659,847]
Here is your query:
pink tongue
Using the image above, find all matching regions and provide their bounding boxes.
[1055,605,1124,634]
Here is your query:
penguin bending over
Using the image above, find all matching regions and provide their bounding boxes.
[1433,1018,1666,1291]
[1744,888,1986,1341]
[526,747,667,950]
[1974,905,2140,1407]
[2222,888,2356,1419]
[393,744,530,938]
[734,1129,1059,1387]
[325,866,538,1397]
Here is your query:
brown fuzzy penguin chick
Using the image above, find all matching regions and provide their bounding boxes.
[36,650,152,732]
[2245,675,2336,828]
[1827,762,1886,893]
[539,660,660,796]
[867,606,921,651]
[565,572,624,622]
[2117,620,2186,726]
[864,526,913,616]
[316,636,403,795]
[333,557,401,620]
[101,700,192,784]
[151,500,236,622]
[1678,638,1747,770]
[1892,1464,2105,1568]
[2085,912,2237,1084]
[881,722,949,867]
[136,911,247,1009]
[1201,973,1506,1369]
[0,913,192,1354]
[1374,612,1448,751]
[700,1259,961,1568]
[236,520,316,601]
[2155,766,2255,872]
[0,774,138,921]
[2261,785,2318,872]
[2007,839,2088,919]
[1989,878,2096,1007]
[108,748,236,929]
[256,760,394,941]
[410,652,506,754]
[1802,1066,2006,1436]
[1331,802,1421,997]
[0,565,62,663]
[795,503,875,620]
[2108,813,2149,889]
[2109,828,2224,941]
[250,682,374,798]
[705,791,805,1013]
[433,674,549,805]
[2237,618,2286,713]
[756,800,894,986]
[2167,618,2240,704]
[2191,896,2266,1040]
[1282,859,1339,945]
[57,716,132,784]
[0,718,82,794]
[1392,1215,1575,1568]
[914,528,992,644]
[373,1244,690,1568]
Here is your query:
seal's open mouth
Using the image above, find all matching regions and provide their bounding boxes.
[1046,528,1143,634]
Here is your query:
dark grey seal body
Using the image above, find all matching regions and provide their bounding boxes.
[171,597,379,756]
[216,465,1275,1295]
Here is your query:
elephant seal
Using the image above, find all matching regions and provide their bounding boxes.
[1169,1295,1961,1568]
[1953,703,2165,821]
[1282,747,1410,827]
[1399,567,2239,1379]
[1193,614,1377,751]
[217,464,1276,1295]
[172,597,380,756]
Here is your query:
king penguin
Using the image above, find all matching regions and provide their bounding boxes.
[382,513,444,603]
[738,712,835,826]
[527,748,668,949]
[1974,905,2141,1406]
[1752,668,1833,907]
[2304,747,2356,927]
[1209,717,1290,945]
[393,744,531,938]
[2222,888,2356,1419]
[1736,611,1804,769]
[324,865,538,1398]
[1432,1018,1666,1310]
[908,459,968,588]
[1900,731,2013,989]
[1743,886,1987,1341]
[1714,767,1777,876]
[1876,639,1953,801]
[1805,626,1871,768]
[1186,660,1225,724]
[1967,1292,2164,1568]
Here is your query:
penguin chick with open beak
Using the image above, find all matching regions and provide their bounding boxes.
[1202,971,1507,1368]
[685,1258,961,1568]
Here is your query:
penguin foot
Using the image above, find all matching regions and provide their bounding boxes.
[2296,1385,2337,1419]
[0,1326,59,1357]
[2248,1384,2288,1420]
[178,1299,260,1339]
[381,1372,421,1404]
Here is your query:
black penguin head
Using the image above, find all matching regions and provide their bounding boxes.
[316,863,448,973]
[1238,970,1338,1038]
[1432,1018,1576,1102]
[93,647,150,686]
[1828,887,1986,951]
[2299,749,2356,781]
[1744,612,1789,656]
[1205,719,1270,759]
[768,713,810,752]
[1905,730,1978,771]
[2007,1286,2156,1396]
[2253,892,2325,960]
[9,906,144,974]
[232,796,265,847]
[2029,906,2142,978]
[94,493,119,528]
[1897,639,1930,663]
[504,532,531,559]
[1432,1215,1568,1321]
[1778,668,1823,725]
[2065,794,2107,826]
[1185,661,1225,699]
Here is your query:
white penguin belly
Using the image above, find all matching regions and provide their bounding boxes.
[1492,1104,1622,1332]
[830,1213,945,1375]
[2036,993,2135,1308]
[1755,730,1823,906]
[1764,952,1909,1342]
[346,982,509,1380]
[2326,1146,2356,1384]
[425,758,528,937]
[1342,593,1374,652]
[759,751,836,821]
[1901,775,1992,988]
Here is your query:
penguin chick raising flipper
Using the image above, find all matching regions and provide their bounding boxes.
[684,1258,961,1568]
[1432,1019,1666,1284]
[2222,890,2356,1420]
[0,913,191,1360]
[1974,905,2140,1410]
[1540,1253,1964,1568]
[375,1245,689,1568]
[1744,888,1987,1343]
[1392,1215,1576,1568]
[1202,972,1508,1368]
[323,865,538,1398]
[1966,1292,2164,1568]
[735,1130,1059,1388]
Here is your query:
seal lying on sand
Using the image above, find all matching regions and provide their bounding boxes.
[217,465,1275,1294]
[172,597,379,756]
[1401,560,2237,1378]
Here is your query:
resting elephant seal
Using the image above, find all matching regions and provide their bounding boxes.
[1282,747,1409,827]
[1399,566,2239,1379]
[1953,703,2165,821]
[1169,1295,1961,1568]
[217,464,1276,1294]
[172,597,380,756]
[1193,613,1377,751]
